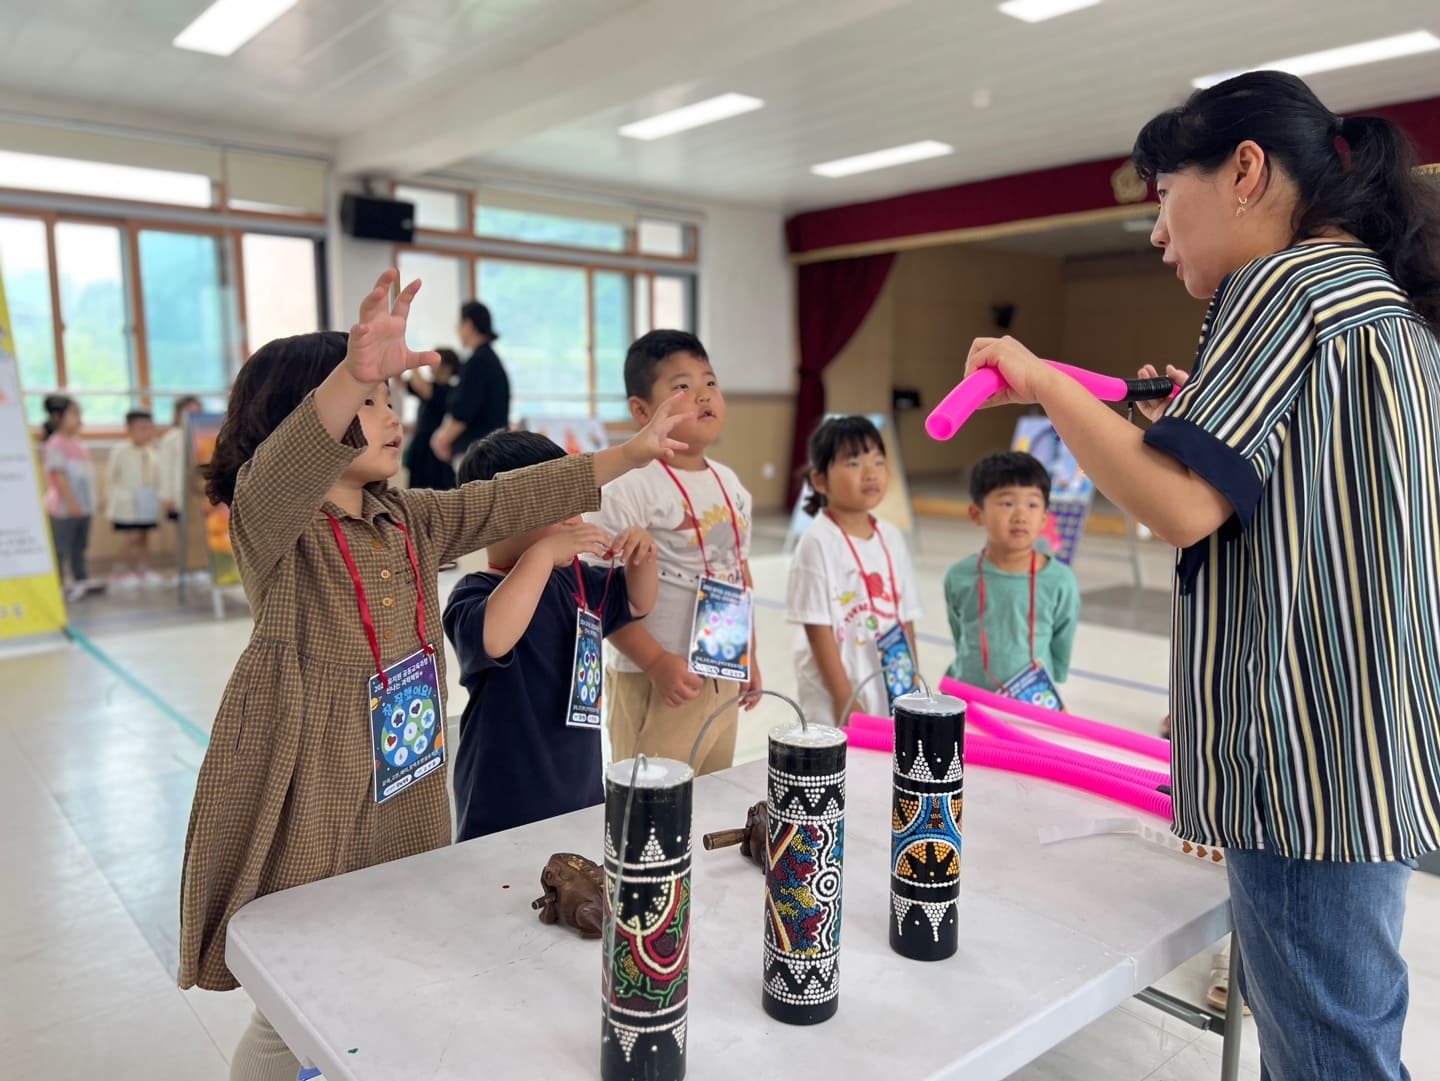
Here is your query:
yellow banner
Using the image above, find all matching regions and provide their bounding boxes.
[0,264,67,639]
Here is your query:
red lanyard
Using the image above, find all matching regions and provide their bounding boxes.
[827,510,901,619]
[571,556,616,619]
[660,462,743,579]
[323,511,434,691]
[488,557,616,622]
[976,550,1036,689]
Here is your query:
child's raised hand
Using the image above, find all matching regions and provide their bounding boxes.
[622,392,693,468]
[345,269,438,385]
[1134,364,1188,423]
[540,522,612,568]
[610,527,656,566]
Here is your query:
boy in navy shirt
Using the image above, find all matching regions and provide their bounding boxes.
[443,431,658,841]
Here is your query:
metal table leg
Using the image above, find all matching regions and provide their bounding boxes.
[1220,937,1244,1081]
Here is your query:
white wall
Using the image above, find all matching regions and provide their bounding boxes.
[698,203,795,395]
[329,177,395,331]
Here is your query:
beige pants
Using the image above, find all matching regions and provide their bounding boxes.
[230,1008,301,1081]
[606,668,739,775]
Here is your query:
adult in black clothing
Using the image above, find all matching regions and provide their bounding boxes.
[431,301,511,465]
[403,347,461,490]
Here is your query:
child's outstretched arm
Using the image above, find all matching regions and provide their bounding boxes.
[401,393,694,565]
[476,524,611,659]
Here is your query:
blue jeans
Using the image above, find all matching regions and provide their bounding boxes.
[1227,847,1413,1081]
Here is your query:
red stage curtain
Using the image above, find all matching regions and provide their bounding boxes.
[788,252,896,504]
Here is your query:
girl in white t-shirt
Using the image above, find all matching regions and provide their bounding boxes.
[787,416,922,725]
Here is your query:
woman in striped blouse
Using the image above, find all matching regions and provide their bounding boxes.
[965,71,1440,1081]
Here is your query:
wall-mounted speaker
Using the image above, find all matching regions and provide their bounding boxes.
[340,194,416,243]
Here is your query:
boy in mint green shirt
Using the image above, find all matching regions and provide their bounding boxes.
[944,451,1081,700]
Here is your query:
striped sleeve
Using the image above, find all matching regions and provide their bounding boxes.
[1144,253,1319,532]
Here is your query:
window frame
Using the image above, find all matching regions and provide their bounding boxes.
[394,235,698,419]
[0,197,326,435]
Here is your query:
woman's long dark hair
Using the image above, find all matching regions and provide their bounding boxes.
[802,415,885,516]
[204,331,351,505]
[1132,70,1440,328]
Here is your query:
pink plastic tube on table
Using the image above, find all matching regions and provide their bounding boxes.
[846,720,1172,819]
[847,709,1170,791]
[923,359,1181,441]
[939,676,1171,763]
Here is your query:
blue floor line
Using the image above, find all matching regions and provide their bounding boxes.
[67,626,211,750]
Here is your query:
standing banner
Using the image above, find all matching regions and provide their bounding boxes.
[0,264,67,641]
[187,412,240,589]
[1011,416,1094,565]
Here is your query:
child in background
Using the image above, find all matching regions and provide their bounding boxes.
[107,409,161,584]
[443,430,659,841]
[177,269,690,1081]
[944,451,1081,705]
[157,395,203,523]
[593,330,761,774]
[787,416,922,725]
[42,395,101,602]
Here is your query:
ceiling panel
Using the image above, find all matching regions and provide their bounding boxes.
[0,0,1435,207]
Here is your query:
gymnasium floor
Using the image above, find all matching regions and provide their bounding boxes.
[5,514,1437,1080]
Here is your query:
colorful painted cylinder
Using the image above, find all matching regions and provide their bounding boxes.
[890,692,965,961]
[762,723,847,1025]
[602,757,694,1081]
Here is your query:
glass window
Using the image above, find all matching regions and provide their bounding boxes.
[241,233,321,357]
[477,259,590,420]
[54,222,134,426]
[593,271,632,421]
[0,151,212,207]
[139,231,228,417]
[0,215,58,423]
[475,205,626,252]
[653,275,693,332]
[396,250,468,425]
[395,185,464,232]
[637,218,689,257]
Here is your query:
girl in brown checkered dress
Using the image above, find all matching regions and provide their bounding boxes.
[178,270,691,1081]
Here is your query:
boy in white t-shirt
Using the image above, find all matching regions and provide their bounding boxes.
[787,416,922,725]
[591,330,760,774]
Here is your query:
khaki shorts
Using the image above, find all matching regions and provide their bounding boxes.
[605,667,740,775]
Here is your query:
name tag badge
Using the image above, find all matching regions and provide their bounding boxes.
[1002,660,1065,712]
[567,606,604,729]
[369,648,445,804]
[875,622,918,710]
[687,576,752,682]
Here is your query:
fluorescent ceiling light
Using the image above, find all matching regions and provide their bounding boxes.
[811,140,954,179]
[998,0,1101,24]
[619,94,764,141]
[174,0,298,56]
[1193,30,1440,89]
